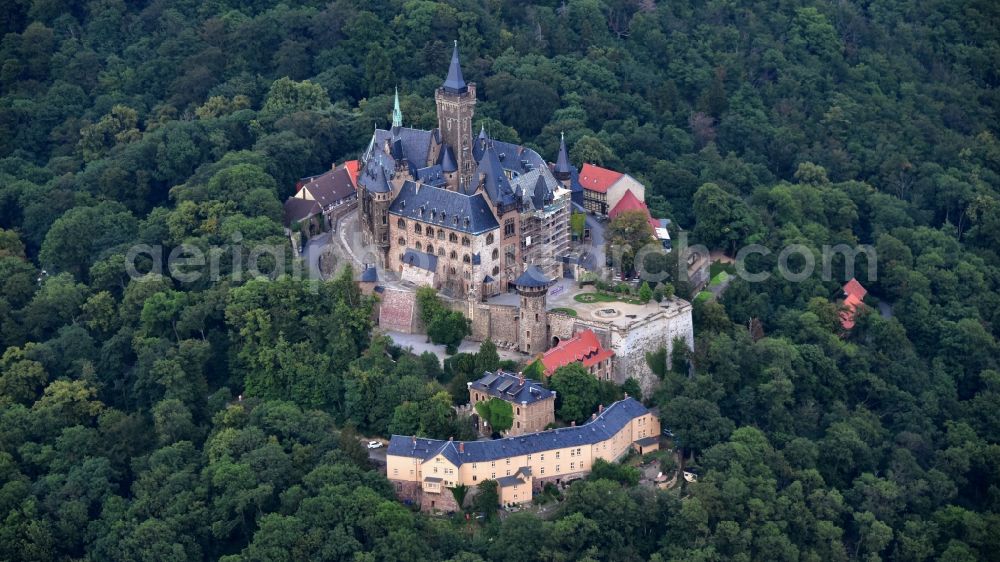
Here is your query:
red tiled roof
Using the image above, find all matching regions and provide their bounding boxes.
[609,189,661,232]
[840,293,864,330]
[343,160,360,187]
[540,329,615,376]
[843,278,867,300]
[579,163,623,194]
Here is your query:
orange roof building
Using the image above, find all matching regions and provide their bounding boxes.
[540,329,615,380]
[578,163,624,193]
[840,278,867,330]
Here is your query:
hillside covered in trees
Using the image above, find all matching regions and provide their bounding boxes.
[0,0,999,560]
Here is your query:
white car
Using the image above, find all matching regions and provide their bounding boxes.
[366,441,383,449]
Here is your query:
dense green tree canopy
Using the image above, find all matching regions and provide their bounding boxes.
[0,0,997,559]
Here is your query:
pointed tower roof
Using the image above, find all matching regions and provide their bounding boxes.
[514,265,554,289]
[554,131,572,178]
[392,87,403,128]
[475,142,515,205]
[438,144,457,172]
[442,40,468,94]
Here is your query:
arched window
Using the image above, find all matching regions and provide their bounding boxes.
[462,236,470,247]
[464,271,470,279]
[492,249,499,260]
[397,218,406,229]
[414,223,422,234]
[486,233,494,245]
[426,244,433,254]
[437,230,445,240]
[426,227,434,238]
[437,247,445,256]
[492,266,500,275]
[505,246,515,265]
[398,237,405,246]
[463,254,471,263]
[416,242,422,251]
[504,218,515,238]
[449,250,457,260]
[449,233,458,243]
[449,266,456,274]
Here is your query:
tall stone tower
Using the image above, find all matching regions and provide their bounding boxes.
[515,265,554,355]
[435,41,476,191]
[358,154,393,267]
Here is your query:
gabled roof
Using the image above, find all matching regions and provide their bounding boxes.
[360,265,378,283]
[387,397,650,465]
[415,165,448,188]
[579,163,624,193]
[282,198,323,227]
[371,127,434,168]
[531,175,552,210]
[609,189,661,231]
[358,156,392,193]
[474,143,518,206]
[514,265,553,288]
[389,181,499,235]
[843,278,867,300]
[469,371,554,405]
[343,160,359,186]
[299,166,356,208]
[442,41,467,94]
[402,248,438,272]
[541,329,615,376]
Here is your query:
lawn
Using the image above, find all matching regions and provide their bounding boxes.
[573,292,646,306]
[550,307,578,317]
[709,271,729,287]
[695,291,713,302]
[710,261,736,278]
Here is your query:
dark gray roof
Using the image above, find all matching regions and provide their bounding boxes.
[439,144,457,172]
[389,181,499,235]
[415,165,448,188]
[554,132,572,177]
[442,41,467,94]
[387,397,651,465]
[360,266,378,282]
[372,127,434,168]
[635,436,659,447]
[474,143,518,207]
[470,371,554,405]
[282,198,322,227]
[402,249,438,272]
[497,467,531,487]
[358,148,393,193]
[531,175,552,209]
[514,265,553,288]
[298,167,356,208]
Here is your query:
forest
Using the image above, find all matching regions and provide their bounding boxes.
[0,0,998,560]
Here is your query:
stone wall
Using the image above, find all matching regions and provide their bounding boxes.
[421,488,460,513]
[610,300,694,395]
[392,479,421,505]
[466,302,520,349]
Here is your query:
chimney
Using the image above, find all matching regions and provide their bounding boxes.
[598,404,604,413]
[449,436,454,441]
[518,371,525,385]
[570,421,576,427]
[591,413,597,421]
[624,392,629,398]
[459,442,464,453]
[412,435,417,445]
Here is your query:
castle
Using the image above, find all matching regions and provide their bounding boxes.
[357,42,575,300]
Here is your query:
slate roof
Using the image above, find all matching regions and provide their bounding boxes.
[415,165,448,188]
[540,329,614,376]
[358,147,394,194]
[298,166,356,208]
[497,467,531,487]
[360,266,378,283]
[470,371,554,405]
[579,163,624,193]
[387,397,651,465]
[514,265,553,288]
[282,198,322,227]
[402,249,437,272]
[389,181,499,235]
[473,143,519,207]
[438,144,457,172]
[442,41,468,94]
[372,127,434,168]
[554,132,572,177]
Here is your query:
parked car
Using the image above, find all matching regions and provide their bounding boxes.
[367,440,383,449]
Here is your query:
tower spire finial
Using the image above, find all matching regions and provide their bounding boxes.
[554,130,572,179]
[442,40,467,94]
[392,86,403,128]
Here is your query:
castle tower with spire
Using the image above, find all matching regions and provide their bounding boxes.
[392,87,403,129]
[435,41,476,191]
[514,265,554,355]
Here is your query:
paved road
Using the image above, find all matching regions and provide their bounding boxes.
[580,214,607,271]
[302,231,332,279]
[384,330,525,363]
